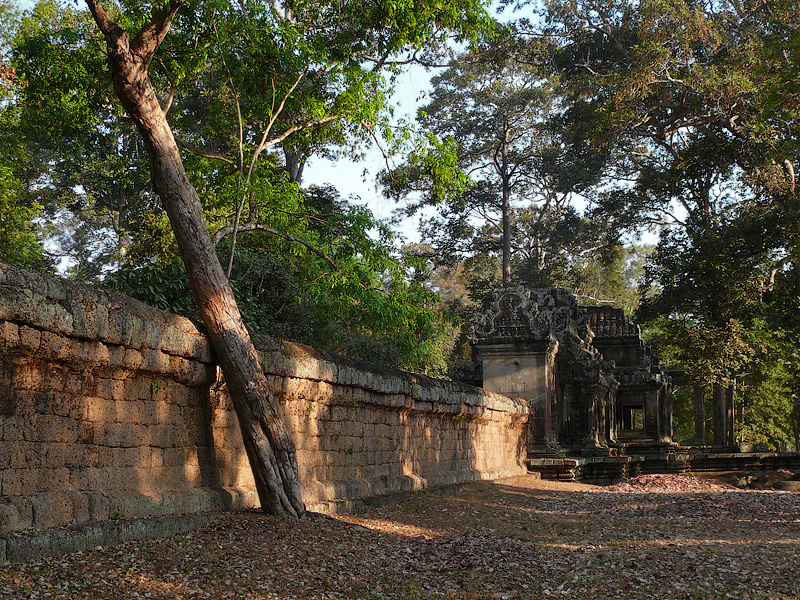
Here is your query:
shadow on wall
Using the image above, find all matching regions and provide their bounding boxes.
[0,263,229,533]
[214,340,530,513]
[0,263,528,535]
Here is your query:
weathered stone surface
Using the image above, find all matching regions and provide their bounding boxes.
[0,264,529,540]
[470,286,672,458]
[1,513,217,563]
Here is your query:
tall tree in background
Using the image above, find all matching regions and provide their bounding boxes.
[8,0,155,277]
[0,1,50,270]
[535,0,800,446]
[388,33,593,287]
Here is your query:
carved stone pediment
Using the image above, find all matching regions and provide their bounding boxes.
[474,287,605,379]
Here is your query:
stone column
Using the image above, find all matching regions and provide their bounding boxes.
[713,383,728,448]
[607,390,617,444]
[644,389,660,438]
[659,384,673,443]
[544,339,558,444]
[725,384,735,446]
[693,384,705,445]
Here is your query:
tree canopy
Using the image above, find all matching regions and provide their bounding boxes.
[1,0,495,376]
[532,0,800,448]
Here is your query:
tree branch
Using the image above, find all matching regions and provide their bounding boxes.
[84,0,118,37]
[766,255,792,291]
[260,112,350,153]
[212,223,338,270]
[130,0,185,62]
[183,145,237,168]
[273,207,330,224]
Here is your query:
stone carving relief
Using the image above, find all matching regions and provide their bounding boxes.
[585,305,641,338]
[474,287,607,380]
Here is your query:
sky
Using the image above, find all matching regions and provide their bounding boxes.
[303,65,436,245]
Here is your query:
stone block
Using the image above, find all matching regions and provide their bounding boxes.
[30,492,73,530]
[39,415,78,443]
[77,420,109,445]
[86,491,110,522]
[141,348,171,374]
[75,339,111,367]
[1,468,38,496]
[185,360,215,387]
[42,442,72,468]
[83,396,114,423]
[110,447,139,469]
[0,500,22,534]
[9,442,42,469]
[17,326,42,353]
[123,348,144,371]
[6,497,33,531]
[108,422,149,448]
[10,364,42,394]
[47,391,84,421]
[36,468,70,493]
[161,446,189,467]
[0,415,25,442]
[0,321,20,347]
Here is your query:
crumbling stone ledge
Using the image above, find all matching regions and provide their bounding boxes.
[0,513,218,564]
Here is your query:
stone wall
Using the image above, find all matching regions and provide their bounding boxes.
[0,265,528,535]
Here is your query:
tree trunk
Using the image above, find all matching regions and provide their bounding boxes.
[793,260,800,297]
[792,398,800,452]
[500,125,512,287]
[284,148,306,184]
[86,1,305,517]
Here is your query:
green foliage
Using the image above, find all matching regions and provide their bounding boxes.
[107,185,459,376]
[526,0,800,446]
[219,187,460,376]
[0,165,48,269]
[0,0,495,375]
[7,0,155,278]
[388,29,631,318]
[105,258,198,317]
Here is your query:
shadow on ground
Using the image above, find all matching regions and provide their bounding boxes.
[1,475,799,600]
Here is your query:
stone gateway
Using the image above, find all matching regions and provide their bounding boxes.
[463,286,673,459]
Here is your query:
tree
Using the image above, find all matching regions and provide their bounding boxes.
[534,0,800,445]
[0,2,50,271]
[387,33,582,286]
[84,0,307,517]
[8,0,155,277]
[80,0,493,516]
[538,0,799,286]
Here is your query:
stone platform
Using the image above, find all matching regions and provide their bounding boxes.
[528,450,800,484]
[527,456,644,485]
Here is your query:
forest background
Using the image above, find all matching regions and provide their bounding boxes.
[1,0,799,450]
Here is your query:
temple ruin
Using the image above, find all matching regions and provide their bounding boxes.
[457,285,800,481]
[461,286,671,456]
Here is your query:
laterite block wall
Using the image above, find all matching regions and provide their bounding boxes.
[0,264,528,535]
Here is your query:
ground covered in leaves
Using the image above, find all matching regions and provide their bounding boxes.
[2,474,799,600]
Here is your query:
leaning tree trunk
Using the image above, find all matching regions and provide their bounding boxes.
[86,0,304,517]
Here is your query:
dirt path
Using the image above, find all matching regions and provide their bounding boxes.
[2,474,799,599]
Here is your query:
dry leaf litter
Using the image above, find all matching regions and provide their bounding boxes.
[1,473,799,600]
